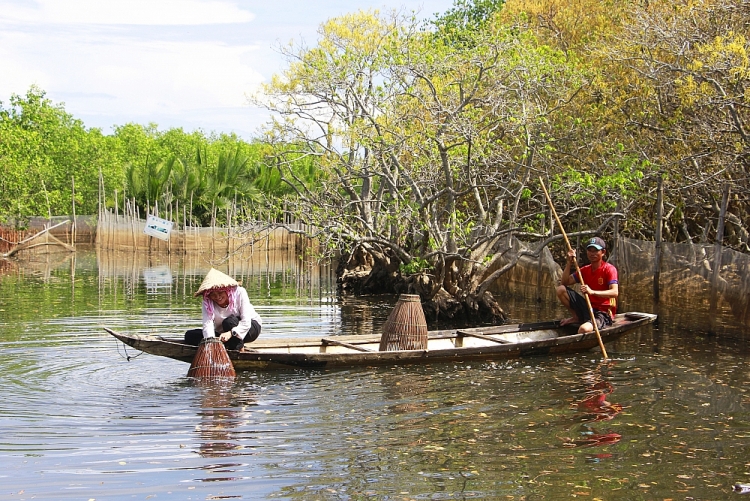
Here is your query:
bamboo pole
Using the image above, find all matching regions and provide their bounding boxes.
[709,183,731,335]
[612,200,621,266]
[97,168,103,250]
[70,176,77,247]
[537,213,545,301]
[539,178,609,360]
[114,190,119,249]
[654,175,663,302]
[130,198,136,250]
[183,203,187,255]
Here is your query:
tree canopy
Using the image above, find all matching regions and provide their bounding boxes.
[0,87,317,227]
[1,0,747,321]
[253,0,750,321]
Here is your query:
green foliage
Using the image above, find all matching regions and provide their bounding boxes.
[432,0,505,40]
[0,86,121,224]
[115,125,321,225]
[0,88,324,226]
[4,0,749,255]
[399,257,433,275]
[556,155,647,213]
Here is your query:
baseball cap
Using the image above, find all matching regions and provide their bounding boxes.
[586,237,606,250]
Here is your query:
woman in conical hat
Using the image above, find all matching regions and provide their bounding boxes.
[184,268,262,351]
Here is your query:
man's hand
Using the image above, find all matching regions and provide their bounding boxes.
[567,249,577,263]
[219,332,232,342]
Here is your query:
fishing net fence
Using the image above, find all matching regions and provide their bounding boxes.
[492,235,750,331]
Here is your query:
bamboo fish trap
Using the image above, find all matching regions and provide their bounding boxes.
[187,337,236,379]
[379,294,428,351]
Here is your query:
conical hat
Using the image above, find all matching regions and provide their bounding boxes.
[194,268,239,296]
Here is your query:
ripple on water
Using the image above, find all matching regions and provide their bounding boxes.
[1,259,748,500]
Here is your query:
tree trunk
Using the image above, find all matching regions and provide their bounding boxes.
[336,248,507,326]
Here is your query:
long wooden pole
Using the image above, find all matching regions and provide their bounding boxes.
[539,178,609,359]
[654,175,664,302]
[709,183,730,335]
[71,176,77,249]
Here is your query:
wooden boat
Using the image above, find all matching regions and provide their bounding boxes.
[104,312,656,371]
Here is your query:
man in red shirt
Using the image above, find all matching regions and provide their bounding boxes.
[556,236,619,334]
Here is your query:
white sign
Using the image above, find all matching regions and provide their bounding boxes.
[144,215,173,241]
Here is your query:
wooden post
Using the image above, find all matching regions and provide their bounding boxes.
[136,204,141,250]
[611,199,621,266]
[183,203,188,255]
[654,175,663,302]
[175,199,180,253]
[71,176,76,248]
[131,198,136,250]
[211,202,216,256]
[537,214,545,301]
[114,190,119,249]
[97,168,102,250]
[709,183,730,335]
[715,184,729,254]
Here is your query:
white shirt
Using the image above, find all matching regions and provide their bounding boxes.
[201,286,262,340]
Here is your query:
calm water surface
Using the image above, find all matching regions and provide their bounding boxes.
[1,249,748,500]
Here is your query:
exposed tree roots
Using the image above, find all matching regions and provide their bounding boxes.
[336,249,508,327]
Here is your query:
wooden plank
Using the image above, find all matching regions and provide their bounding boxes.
[321,338,374,352]
[456,330,513,344]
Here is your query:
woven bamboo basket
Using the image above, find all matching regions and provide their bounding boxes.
[187,337,236,378]
[379,294,428,351]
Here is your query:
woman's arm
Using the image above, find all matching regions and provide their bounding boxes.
[201,301,216,338]
[233,287,262,340]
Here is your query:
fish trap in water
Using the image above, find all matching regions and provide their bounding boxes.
[188,337,236,379]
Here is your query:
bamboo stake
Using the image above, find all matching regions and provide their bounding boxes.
[539,177,609,360]
[709,183,730,335]
[114,189,119,249]
[183,203,187,255]
[654,175,663,302]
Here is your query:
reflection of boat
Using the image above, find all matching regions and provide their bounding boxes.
[105,312,656,371]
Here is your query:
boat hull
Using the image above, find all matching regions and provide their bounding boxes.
[105,312,657,371]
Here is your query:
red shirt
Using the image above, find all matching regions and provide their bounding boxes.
[574,261,618,317]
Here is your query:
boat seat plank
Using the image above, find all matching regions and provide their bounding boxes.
[321,338,374,352]
[456,330,513,344]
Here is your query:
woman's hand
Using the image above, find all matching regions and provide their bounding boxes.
[219,332,232,342]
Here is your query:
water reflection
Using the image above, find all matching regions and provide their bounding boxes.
[563,363,623,449]
[574,366,623,423]
[195,382,244,460]
[382,370,431,415]
[1,249,749,501]
[142,265,173,294]
[192,381,258,486]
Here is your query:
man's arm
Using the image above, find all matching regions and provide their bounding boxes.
[581,283,619,298]
[560,249,577,286]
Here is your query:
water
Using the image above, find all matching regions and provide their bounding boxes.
[1,249,748,500]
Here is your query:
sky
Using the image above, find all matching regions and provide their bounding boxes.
[0,0,457,139]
